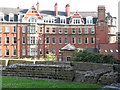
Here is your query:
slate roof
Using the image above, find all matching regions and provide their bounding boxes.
[0,7,20,15]
[0,7,97,18]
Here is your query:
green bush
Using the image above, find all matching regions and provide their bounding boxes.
[70,50,119,64]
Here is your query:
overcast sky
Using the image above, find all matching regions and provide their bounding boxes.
[0,0,119,17]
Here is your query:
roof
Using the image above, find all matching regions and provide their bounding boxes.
[61,43,76,51]
[0,7,20,14]
[0,7,97,18]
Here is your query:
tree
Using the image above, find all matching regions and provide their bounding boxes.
[70,50,119,64]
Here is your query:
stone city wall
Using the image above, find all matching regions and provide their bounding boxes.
[1,59,120,85]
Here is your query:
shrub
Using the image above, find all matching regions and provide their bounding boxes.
[70,50,119,64]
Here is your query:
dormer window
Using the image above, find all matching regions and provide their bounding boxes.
[44,17,55,24]
[9,13,14,21]
[60,18,66,24]
[86,16,93,24]
[73,18,81,24]
[28,17,37,22]
[0,12,4,21]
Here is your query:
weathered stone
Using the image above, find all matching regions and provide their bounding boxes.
[98,72,119,85]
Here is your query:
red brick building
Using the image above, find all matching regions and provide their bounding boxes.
[0,2,119,60]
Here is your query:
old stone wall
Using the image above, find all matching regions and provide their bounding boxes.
[1,60,120,85]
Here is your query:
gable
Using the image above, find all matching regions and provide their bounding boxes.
[23,6,42,20]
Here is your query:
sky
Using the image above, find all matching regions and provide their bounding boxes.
[0,0,119,17]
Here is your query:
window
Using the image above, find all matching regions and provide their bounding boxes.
[60,18,66,24]
[52,37,56,44]
[52,28,56,33]
[9,13,14,21]
[30,37,35,44]
[6,37,9,44]
[0,12,4,21]
[66,56,71,61]
[59,28,62,34]
[13,49,17,56]
[22,37,26,44]
[5,26,10,33]
[85,38,88,44]
[22,26,26,33]
[116,49,118,52]
[104,50,107,53]
[13,37,17,44]
[52,48,56,55]
[46,28,49,33]
[40,27,42,33]
[86,16,93,24]
[64,38,68,44]
[84,28,88,34]
[72,28,76,34]
[0,37,2,44]
[78,28,82,34]
[40,48,42,55]
[46,37,50,44]
[0,49,2,56]
[64,28,68,34]
[6,49,9,56]
[91,38,95,44]
[28,26,36,33]
[78,38,82,44]
[110,49,113,52]
[29,48,38,56]
[72,38,76,44]
[13,26,16,33]
[59,38,62,44]
[28,17,37,22]
[91,28,95,34]
[0,26,2,33]
[40,38,42,44]
[22,49,26,56]
[27,37,36,44]
[46,48,49,54]
[73,18,81,24]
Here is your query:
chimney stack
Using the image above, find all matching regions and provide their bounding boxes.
[98,5,105,21]
[66,4,70,17]
[36,1,39,11]
[54,3,58,16]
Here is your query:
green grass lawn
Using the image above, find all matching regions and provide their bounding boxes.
[2,76,103,88]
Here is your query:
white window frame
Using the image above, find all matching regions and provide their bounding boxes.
[72,28,76,34]
[85,38,88,44]
[13,37,17,44]
[86,16,93,24]
[64,38,68,44]
[0,26,2,33]
[22,26,26,33]
[91,38,95,44]
[40,48,42,55]
[78,38,82,44]
[72,38,76,44]
[78,28,82,34]
[13,49,17,56]
[64,28,68,34]
[59,38,62,44]
[5,37,9,44]
[13,26,17,33]
[22,37,26,44]
[52,37,56,44]
[22,49,26,56]
[84,28,88,34]
[52,48,56,55]
[46,37,50,44]
[91,28,95,34]
[0,49,2,56]
[40,38,42,44]
[5,49,9,56]
[5,26,10,33]
[59,28,62,34]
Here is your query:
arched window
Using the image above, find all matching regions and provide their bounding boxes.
[9,13,14,21]
[28,17,37,22]
[86,16,93,24]
[0,12,4,21]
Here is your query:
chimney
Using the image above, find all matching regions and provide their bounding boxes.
[98,5,106,21]
[66,4,70,17]
[54,3,58,16]
[36,1,39,11]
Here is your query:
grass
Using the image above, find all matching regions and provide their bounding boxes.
[2,76,103,88]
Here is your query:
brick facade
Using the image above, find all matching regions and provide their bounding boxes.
[0,2,119,60]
